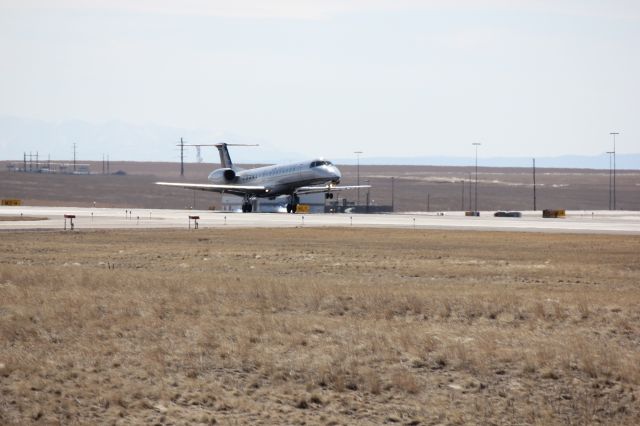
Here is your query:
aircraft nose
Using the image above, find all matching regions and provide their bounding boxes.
[330,166,341,183]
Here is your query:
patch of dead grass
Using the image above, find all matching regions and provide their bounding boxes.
[0,228,639,424]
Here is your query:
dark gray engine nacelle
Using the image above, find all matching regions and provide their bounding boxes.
[208,168,237,182]
[223,169,236,181]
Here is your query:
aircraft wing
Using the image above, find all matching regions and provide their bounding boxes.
[295,184,371,195]
[155,182,269,196]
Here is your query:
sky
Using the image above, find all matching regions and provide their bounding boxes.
[0,0,639,162]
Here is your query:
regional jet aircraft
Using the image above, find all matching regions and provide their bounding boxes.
[156,143,369,213]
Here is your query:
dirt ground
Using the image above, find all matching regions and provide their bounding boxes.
[1,161,639,211]
[1,228,639,425]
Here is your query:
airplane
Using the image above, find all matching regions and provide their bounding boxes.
[156,143,370,213]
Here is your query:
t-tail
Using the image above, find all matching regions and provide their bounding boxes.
[215,143,234,168]
[178,143,259,169]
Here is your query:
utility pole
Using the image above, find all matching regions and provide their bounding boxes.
[461,179,465,211]
[610,132,619,210]
[180,137,185,177]
[472,142,481,212]
[23,152,27,172]
[73,143,77,172]
[391,177,395,212]
[354,151,362,206]
[107,155,110,174]
[533,158,537,211]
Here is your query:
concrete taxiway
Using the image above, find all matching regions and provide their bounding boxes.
[1,206,640,234]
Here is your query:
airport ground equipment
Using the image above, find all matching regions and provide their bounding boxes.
[1,199,22,206]
[494,211,522,218]
[465,211,480,217]
[543,209,566,218]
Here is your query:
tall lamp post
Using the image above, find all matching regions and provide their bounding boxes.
[468,172,472,210]
[391,177,395,212]
[606,151,614,210]
[472,142,481,212]
[609,132,619,210]
[354,151,363,206]
[533,158,537,211]
[364,179,370,213]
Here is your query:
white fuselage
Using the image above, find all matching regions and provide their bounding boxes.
[207,159,341,197]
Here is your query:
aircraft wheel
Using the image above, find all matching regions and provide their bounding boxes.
[292,204,298,213]
[286,203,293,213]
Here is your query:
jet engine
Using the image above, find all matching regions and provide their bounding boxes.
[223,169,236,180]
[208,168,237,182]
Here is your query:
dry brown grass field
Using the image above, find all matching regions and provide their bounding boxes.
[1,228,639,425]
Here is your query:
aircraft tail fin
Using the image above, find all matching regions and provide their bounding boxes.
[178,143,259,169]
[215,143,233,168]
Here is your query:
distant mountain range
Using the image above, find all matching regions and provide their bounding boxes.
[0,116,298,165]
[1,116,638,169]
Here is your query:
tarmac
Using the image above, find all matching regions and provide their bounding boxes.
[1,206,640,234]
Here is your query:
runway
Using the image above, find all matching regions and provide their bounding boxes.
[1,206,640,234]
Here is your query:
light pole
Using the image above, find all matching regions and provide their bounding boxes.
[609,132,619,210]
[472,143,481,212]
[533,158,537,211]
[468,173,472,210]
[354,151,363,206]
[364,179,370,213]
[606,151,614,210]
[391,177,395,212]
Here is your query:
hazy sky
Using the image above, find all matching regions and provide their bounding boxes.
[1,0,638,160]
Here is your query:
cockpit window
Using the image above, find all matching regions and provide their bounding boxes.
[310,160,333,168]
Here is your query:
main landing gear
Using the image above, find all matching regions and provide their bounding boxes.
[241,196,253,213]
[286,195,300,213]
